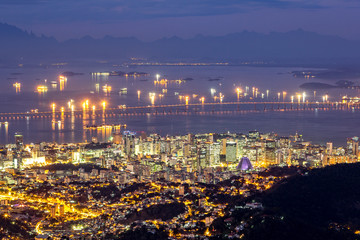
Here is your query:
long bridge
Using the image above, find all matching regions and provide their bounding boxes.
[0,101,359,120]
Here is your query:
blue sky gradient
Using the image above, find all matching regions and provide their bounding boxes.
[0,0,359,41]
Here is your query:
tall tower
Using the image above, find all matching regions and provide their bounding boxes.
[14,132,23,149]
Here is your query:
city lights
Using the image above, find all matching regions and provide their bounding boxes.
[236,88,242,99]
[302,92,306,103]
[149,92,156,105]
[0,5,360,239]
[219,93,224,103]
[59,75,67,91]
[37,85,48,93]
[103,85,112,94]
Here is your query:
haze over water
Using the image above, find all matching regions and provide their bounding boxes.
[0,63,359,145]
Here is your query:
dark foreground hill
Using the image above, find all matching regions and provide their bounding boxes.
[263,163,360,227]
[250,163,360,240]
[209,163,360,240]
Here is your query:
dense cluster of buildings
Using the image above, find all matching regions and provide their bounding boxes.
[0,131,359,239]
[1,131,359,174]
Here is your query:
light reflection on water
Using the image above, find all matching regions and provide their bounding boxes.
[0,108,358,146]
[0,64,359,145]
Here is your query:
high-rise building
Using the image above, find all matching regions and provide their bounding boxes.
[183,144,190,158]
[188,134,194,144]
[221,139,227,155]
[346,137,359,156]
[197,148,207,170]
[353,141,359,156]
[226,142,237,163]
[51,205,56,218]
[14,132,23,149]
[13,152,22,169]
[209,143,221,166]
[59,205,65,216]
[275,149,283,165]
[321,153,328,167]
[326,142,333,155]
[208,133,214,143]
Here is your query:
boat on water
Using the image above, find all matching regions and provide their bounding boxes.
[84,124,127,130]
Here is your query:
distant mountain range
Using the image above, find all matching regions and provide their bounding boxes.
[1,22,360,65]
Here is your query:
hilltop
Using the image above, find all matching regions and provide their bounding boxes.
[210,163,360,240]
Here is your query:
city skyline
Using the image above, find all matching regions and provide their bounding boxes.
[0,1,360,239]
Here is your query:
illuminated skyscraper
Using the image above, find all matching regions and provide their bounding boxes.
[226,142,237,163]
[14,132,23,149]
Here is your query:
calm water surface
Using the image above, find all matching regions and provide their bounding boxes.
[0,64,359,145]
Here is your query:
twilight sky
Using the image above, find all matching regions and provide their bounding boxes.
[0,0,359,41]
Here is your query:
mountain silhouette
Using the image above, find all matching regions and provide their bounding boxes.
[1,23,360,64]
